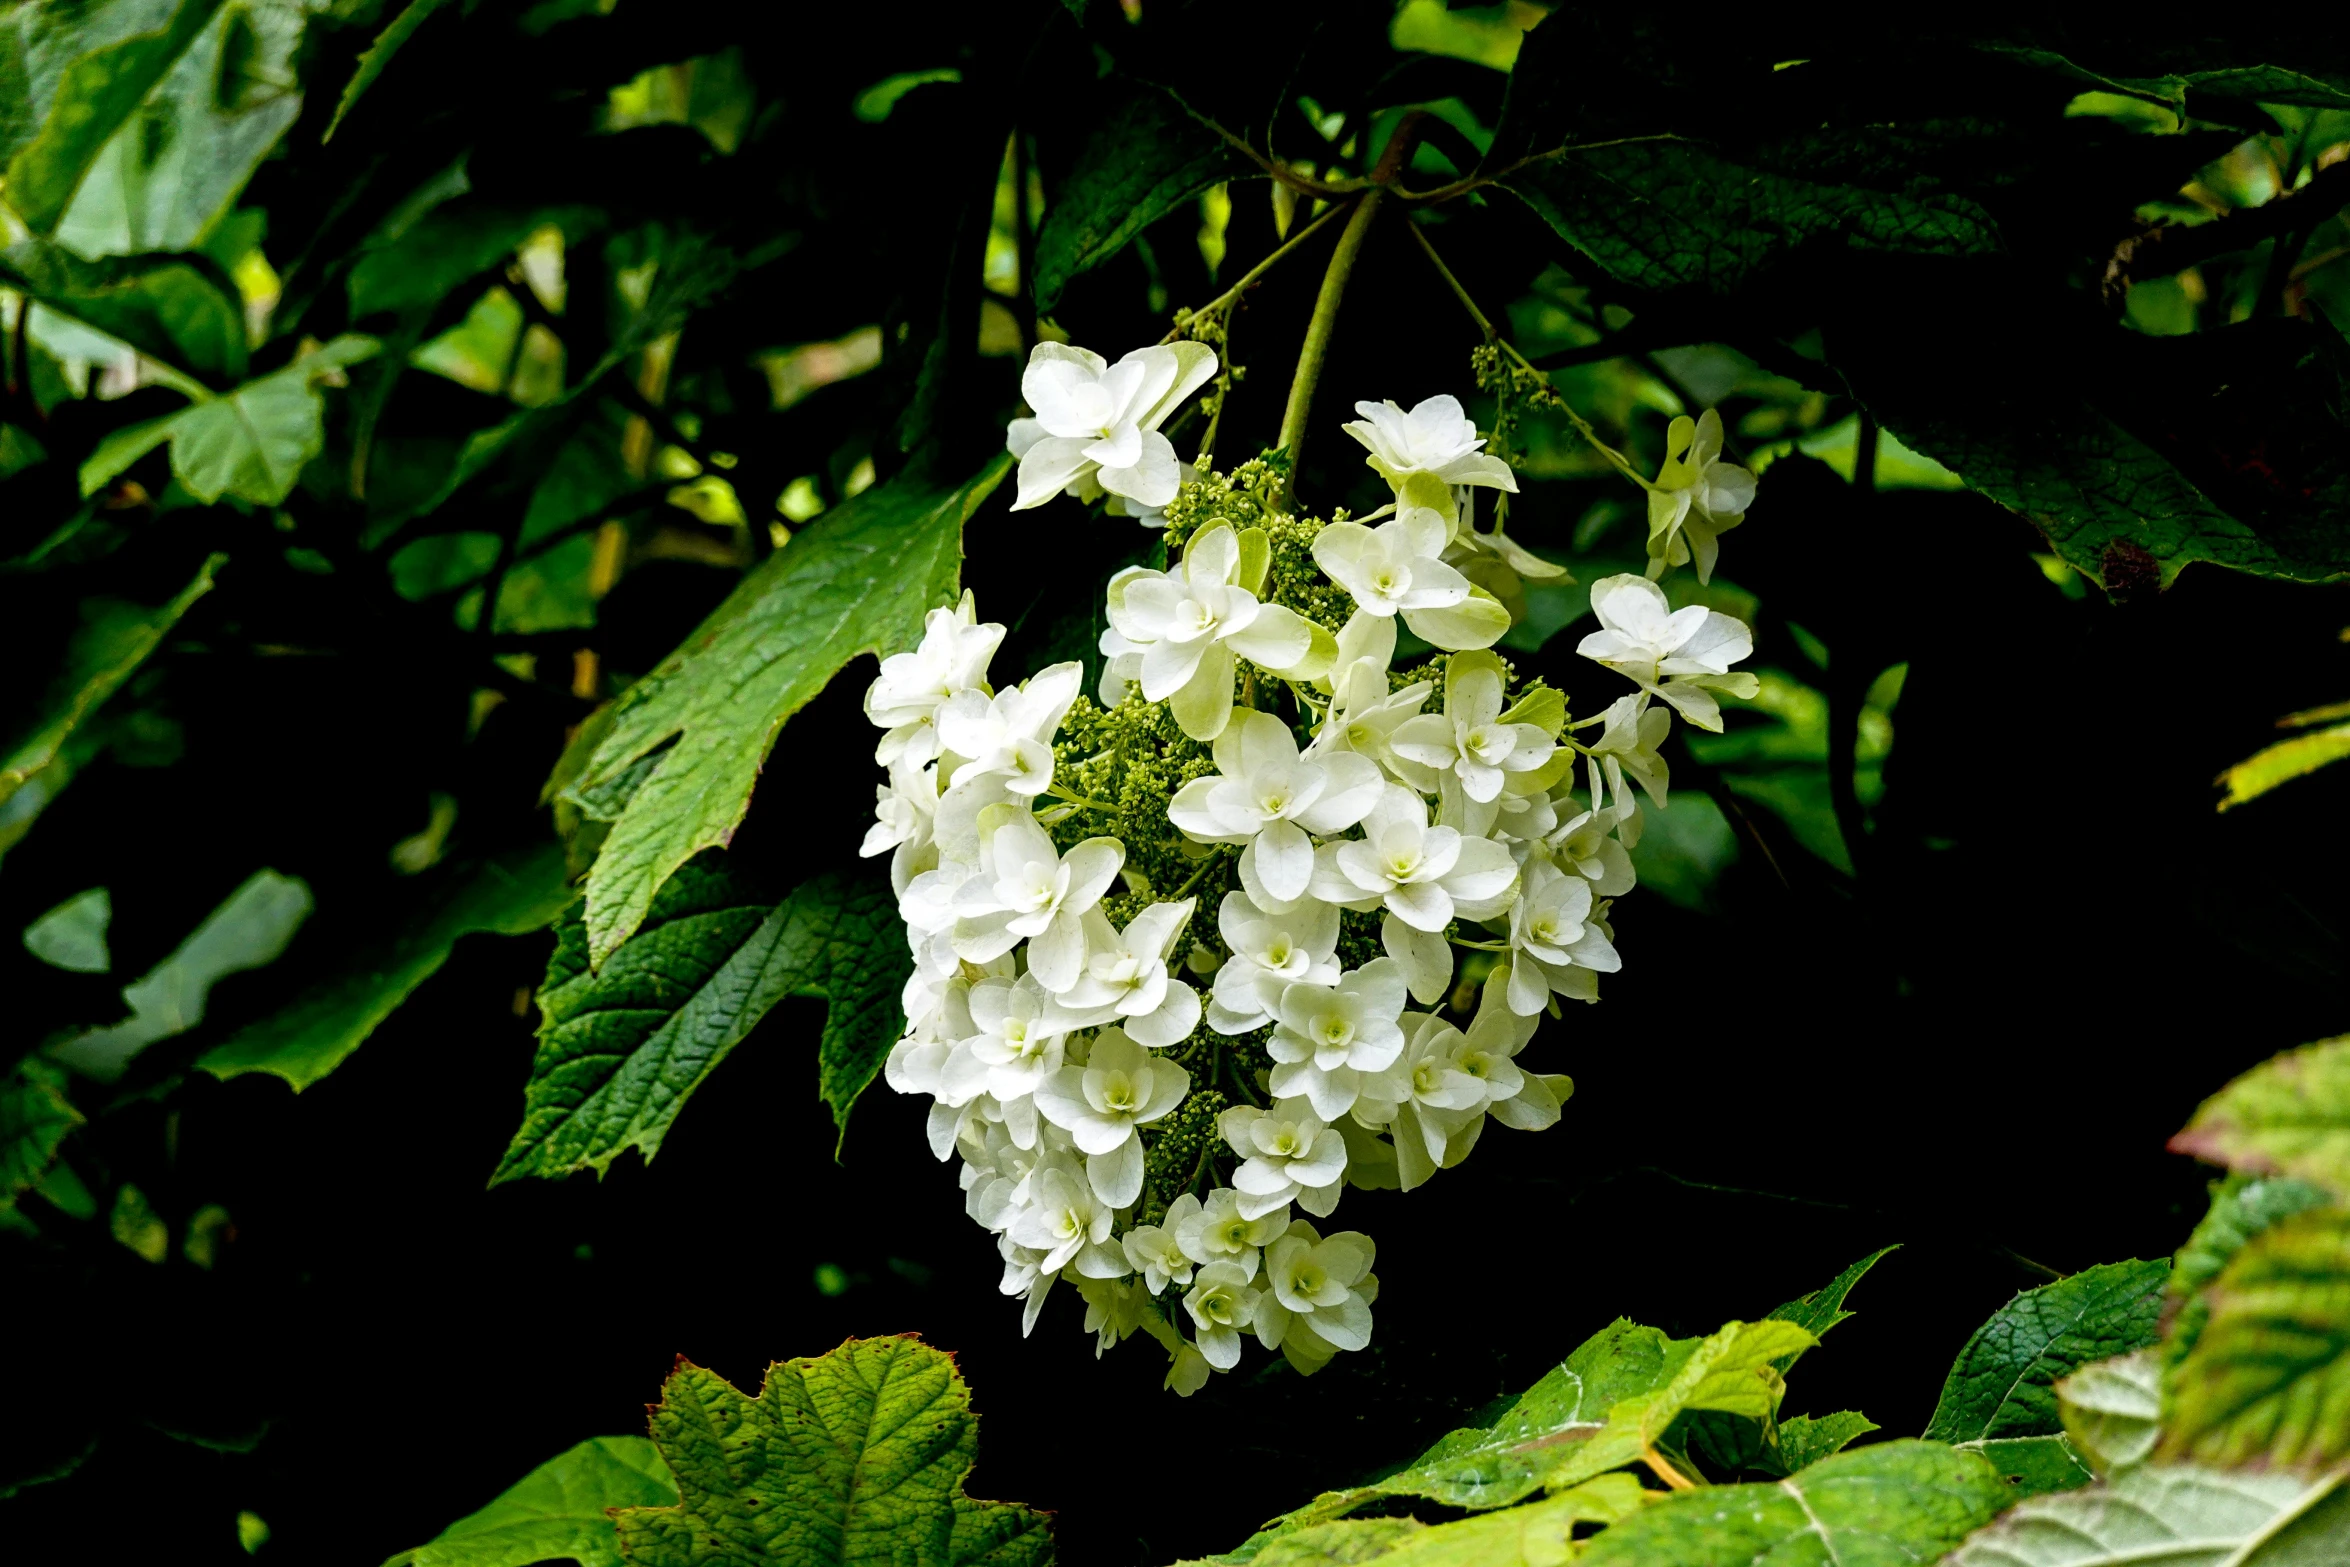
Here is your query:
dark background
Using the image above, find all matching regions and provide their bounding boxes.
[7,4,2350,1562]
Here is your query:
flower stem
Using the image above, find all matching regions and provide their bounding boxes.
[1275,191,1381,496]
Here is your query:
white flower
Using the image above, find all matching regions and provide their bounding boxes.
[1165,1340,1213,1395]
[1265,958,1409,1119]
[1008,1157,1127,1278]
[1175,1186,1289,1280]
[1078,1276,1151,1357]
[1646,408,1755,584]
[1220,1098,1349,1219]
[1354,1012,1486,1189]
[1006,341,1218,511]
[1253,1221,1375,1352]
[1108,461,1201,527]
[1311,508,1511,652]
[1574,574,1758,732]
[1503,857,1621,1015]
[1456,971,1567,1133]
[1102,522,1327,740]
[1548,801,1635,897]
[1182,1260,1261,1369]
[1167,709,1384,903]
[864,593,1004,765]
[1122,1194,1201,1293]
[1387,652,1559,803]
[1311,658,1433,771]
[1341,395,1518,527]
[945,972,1077,1101]
[935,661,1082,799]
[1206,891,1340,1034]
[1033,1027,1190,1207]
[1587,692,1670,808]
[1310,784,1518,933]
[949,804,1124,991]
[1058,900,1202,1047]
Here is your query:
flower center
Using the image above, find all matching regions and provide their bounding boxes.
[1293,1264,1327,1296]
[1313,1015,1353,1048]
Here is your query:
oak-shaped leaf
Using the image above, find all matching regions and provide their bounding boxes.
[612,1336,1050,1567]
[564,453,1009,968]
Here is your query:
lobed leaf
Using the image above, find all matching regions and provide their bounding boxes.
[198,841,575,1093]
[78,336,380,505]
[382,1436,679,1567]
[1943,1464,2350,1566]
[2058,1352,2162,1476]
[1031,87,1251,313]
[0,553,219,813]
[1502,143,2000,298]
[1576,1440,2010,1567]
[495,858,908,1184]
[610,1335,1050,1567]
[2170,1038,2350,1200]
[567,454,1008,968]
[2160,1207,2350,1473]
[1923,1261,2170,1445]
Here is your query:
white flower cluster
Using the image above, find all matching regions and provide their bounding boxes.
[862,341,1759,1393]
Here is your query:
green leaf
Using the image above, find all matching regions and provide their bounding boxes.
[23,886,111,973]
[0,0,225,235]
[109,1179,166,1261]
[382,1436,678,1567]
[50,867,313,1080]
[2171,1037,2350,1199]
[197,841,574,1092]
[1922,1260,2170,1444]
[495,860,907,1183]
[1945,1465,2350,1567]
[1576,1440,2010,1567]
[609,1335,1050,1567]
[0,552,219,813]
[80,335,379,505]
[37,0,317,257]
[1769,1244,1897,1362]
[2215,723,2350,812]
[347,202,599,321]
[2167,1174,2337,1370]
[0,1060,83,1204]
[1956,1435,2095,1499]
[1502,142,1999,298]
[1201,1476,1646,1567]
[1032,87,1250,312]
[325,0,454,144]
[1279,1317,1814,1527]
[568,453,1009,968]
[0,237,245,380]
[2058,1352,2162,1476]
[1771,1411,1879,1473]
[2162,1207,2350,1474]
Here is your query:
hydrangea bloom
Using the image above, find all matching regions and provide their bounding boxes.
[866,363,1759,1391]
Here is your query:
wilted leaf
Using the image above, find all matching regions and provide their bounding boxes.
[610,1336,1050,1567]
[568,453,1008,967]
[1944,1464,2350,1566]
[2059,1352,2163,1476]
[495,859,907,1183]
[79,335,380,505]
[382,1436,678,1567]
[1576,1440,2009,1567]
[2162,1207,2350,1473]
[1923,1261,2170,1444]
[198,841,574,1092]
[2170,1037,2350,1199]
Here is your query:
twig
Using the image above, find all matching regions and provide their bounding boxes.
[1160,201,1350,345]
